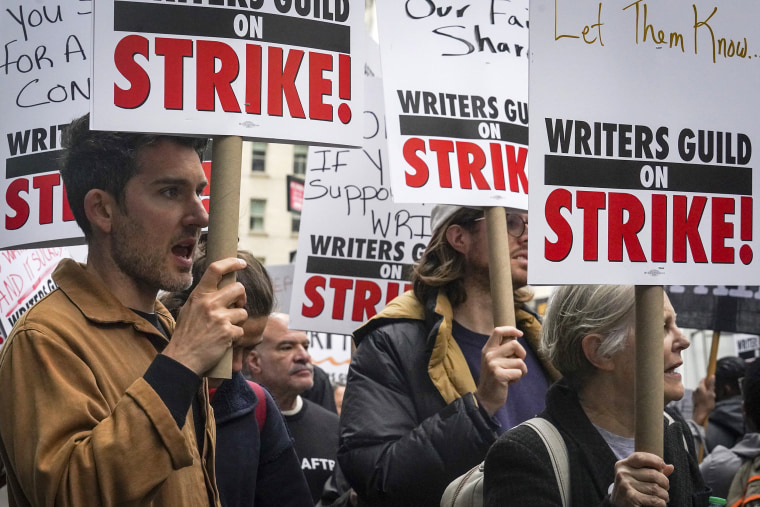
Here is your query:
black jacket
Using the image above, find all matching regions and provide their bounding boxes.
[484,379,711,507]
[338,289,556,507]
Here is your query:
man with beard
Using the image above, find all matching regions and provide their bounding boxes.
[0,114,248,506]
[245,313,340,503]
[338,205,561,506]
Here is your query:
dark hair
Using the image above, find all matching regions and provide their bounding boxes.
[160,249,274,320]
[410,206,484,306]
[743,359,760,429]
[716,356,747,401]
[60,113,209,239]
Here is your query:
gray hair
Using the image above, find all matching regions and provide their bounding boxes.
[541,285,635,386]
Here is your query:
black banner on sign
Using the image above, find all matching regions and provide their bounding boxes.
[306,256,413,281]
[545,155,752,195]
[399,115,529,145]
[665,286,760,334]
[113,1,351,53]
[6,151,63,178]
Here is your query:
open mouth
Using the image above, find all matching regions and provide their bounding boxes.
[665,363,682,376]
[172,239,196,260]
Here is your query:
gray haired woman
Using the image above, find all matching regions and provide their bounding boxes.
[484,285,711,507]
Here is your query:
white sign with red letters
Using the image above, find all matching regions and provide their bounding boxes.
[1,1,91,250]
[0,248,68,343]
[376,0,530,209]
[91,0,364,147]
[290,77,431,335]
[528,0,760,285]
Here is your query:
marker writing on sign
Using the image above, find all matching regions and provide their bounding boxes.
[555,1,752,63]
[405,0,529,58]
[2,4,90,108]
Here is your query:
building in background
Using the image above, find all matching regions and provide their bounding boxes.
[237,0,377,266]
[238,142,305,265]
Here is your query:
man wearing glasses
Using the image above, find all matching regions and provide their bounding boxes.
[338,206,561,506]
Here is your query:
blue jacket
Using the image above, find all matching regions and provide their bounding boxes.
[212,372,312,507]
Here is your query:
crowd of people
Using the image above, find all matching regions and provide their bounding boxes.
[0,115,757,507]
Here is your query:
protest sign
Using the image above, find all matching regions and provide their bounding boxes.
[528,1,760,285]
[306,330,351,383]
[376,0,530,208]
[287,174,304,213]
[665,285,760,335]
[290,77,431,335]
[1,1,91,250]
[267,263,351,381]
[735,334,760,361]
[91,0,364,148]
[0,248,68,343]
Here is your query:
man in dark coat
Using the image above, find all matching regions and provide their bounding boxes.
[339,206,560,506]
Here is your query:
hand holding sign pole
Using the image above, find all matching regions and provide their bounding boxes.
[204,135,243,379]
[531,0,760,461]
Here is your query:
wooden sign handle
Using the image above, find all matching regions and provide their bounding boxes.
[485,207,515,328]
[634,285,665,457]
[204,135,243,380]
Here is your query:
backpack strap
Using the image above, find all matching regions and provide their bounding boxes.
[246,380,267,431]
[521,417,570,507]
[732,473,760,507]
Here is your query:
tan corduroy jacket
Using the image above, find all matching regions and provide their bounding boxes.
[0,259,219,506]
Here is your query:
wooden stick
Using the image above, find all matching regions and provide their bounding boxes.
[706,330,721,381]
[204,135,243,379]
[485,207,515,328]
[634,285,664,456]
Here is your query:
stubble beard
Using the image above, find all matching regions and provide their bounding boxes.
[111,217,194,294]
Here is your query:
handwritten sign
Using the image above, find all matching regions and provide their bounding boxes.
[528,1,760,285]
[1,1,91,250]
[376,0,530,208]
[290,77,431,335]
[0,248,68,342]
[91,0,364,147]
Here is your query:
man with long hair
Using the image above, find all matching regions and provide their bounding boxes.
[338,206,560,506]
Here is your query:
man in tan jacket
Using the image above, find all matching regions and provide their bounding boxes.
[0,114,248,506]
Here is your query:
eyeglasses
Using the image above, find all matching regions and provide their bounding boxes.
[473,214,528,238]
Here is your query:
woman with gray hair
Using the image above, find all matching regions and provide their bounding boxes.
[483,285,711,506]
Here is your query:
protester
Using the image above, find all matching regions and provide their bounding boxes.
[161,249,312,507]
[706,356,747,452]
[0,114,247,505]
[247,313,342,503]
[484,285,711,506]
[702,358,760,500]
[338,205,560,506]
